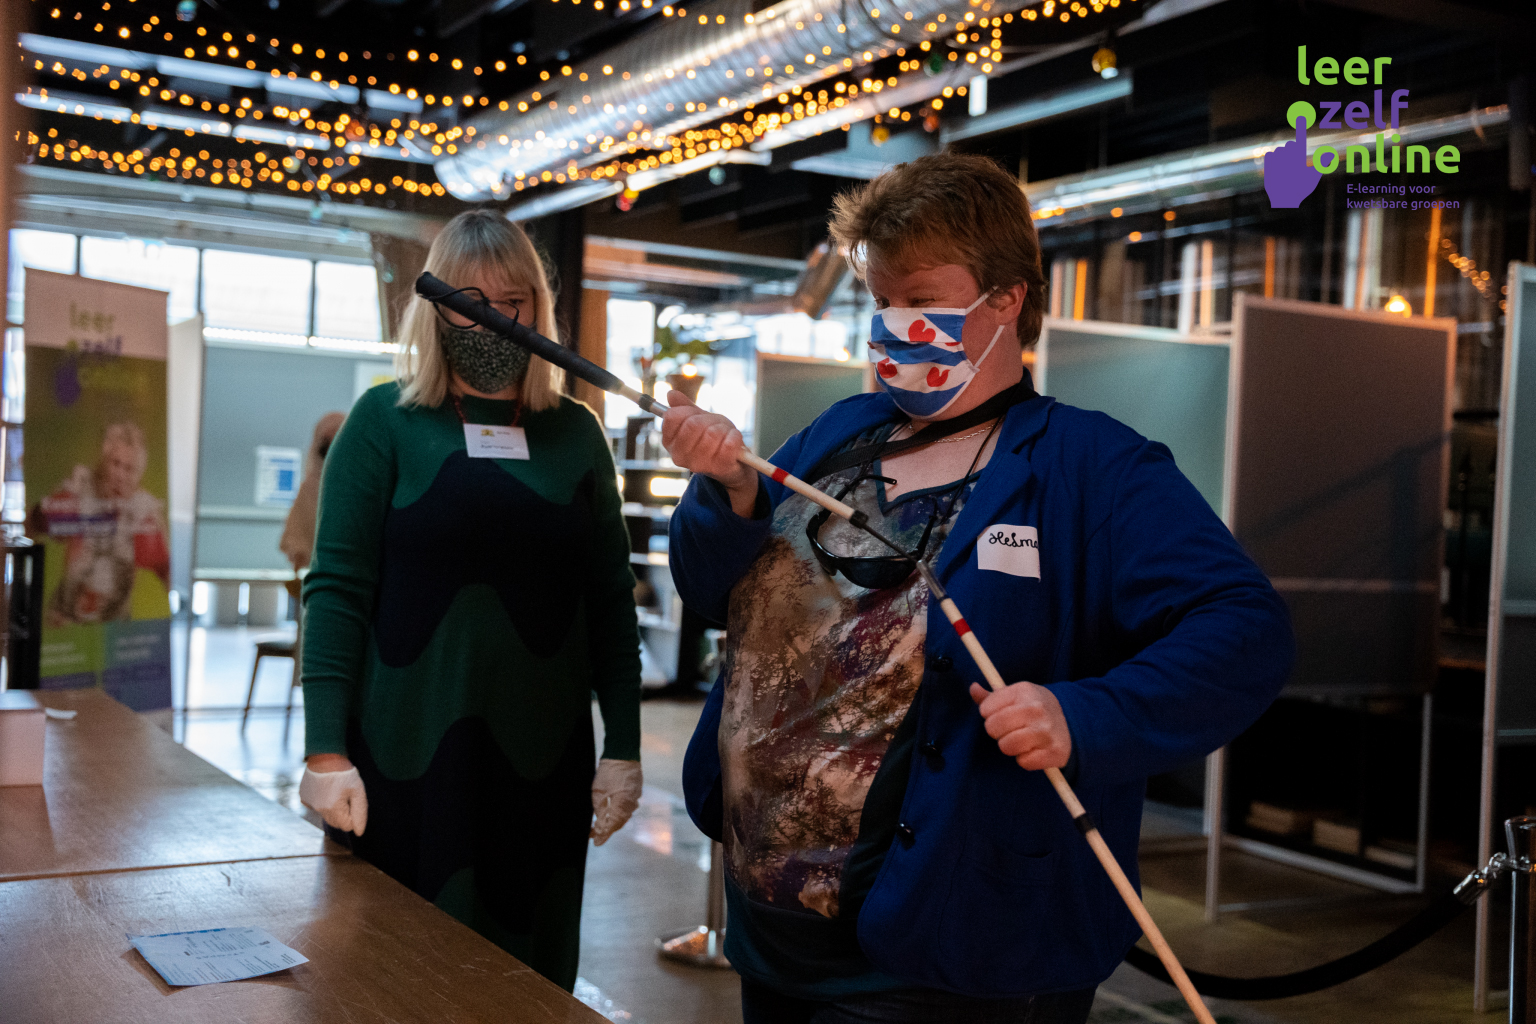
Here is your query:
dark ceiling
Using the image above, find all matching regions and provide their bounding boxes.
[13,0,1535,260]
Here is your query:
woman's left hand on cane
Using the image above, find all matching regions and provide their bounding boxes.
[969,681,1072,771]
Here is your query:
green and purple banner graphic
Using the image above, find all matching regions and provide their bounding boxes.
[24,270,173,711]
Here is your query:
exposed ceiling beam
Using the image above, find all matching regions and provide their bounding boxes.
[941,74,1132,146]
[626,148,770,192]
[1117,0,1234,35]
[436,0,1043,200]
[504,181,624,221]
[18,88,333,150]
[789,120,938,180]
[1314,0,1533,34]
[585,252,751,288]
[436,0,531,39]
[589,235,804,272]
[17,87,440,164]
[16,164,446,246]
[21,33,362,104]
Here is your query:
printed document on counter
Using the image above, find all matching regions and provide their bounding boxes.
[128,926,309,986]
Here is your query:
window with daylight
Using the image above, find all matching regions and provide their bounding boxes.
[313,261,383,342]
[200,249,313,336]
[605,298,655,429]
[8,229,78,324]
[80,237,201,323]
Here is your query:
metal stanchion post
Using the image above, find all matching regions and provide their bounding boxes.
[1509,816,1535,1024]
[1204,746,1225,923]
[657,839,731,969]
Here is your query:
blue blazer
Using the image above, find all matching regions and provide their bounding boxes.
[671,382,1293,997]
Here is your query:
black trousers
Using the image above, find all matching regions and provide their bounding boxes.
[740,977,1097,1024]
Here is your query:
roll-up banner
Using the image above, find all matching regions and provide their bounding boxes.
[23,269,172,711]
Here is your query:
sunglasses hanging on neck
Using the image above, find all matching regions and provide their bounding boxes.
[806,416,1002,591]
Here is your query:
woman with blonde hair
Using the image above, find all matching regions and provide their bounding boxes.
[298,208,643,990]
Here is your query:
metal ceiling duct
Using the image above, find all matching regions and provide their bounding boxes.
[436,0,1025,199]
[791,240,852,317]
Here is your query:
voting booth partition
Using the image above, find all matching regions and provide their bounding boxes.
[1036,300,1455,916]
[1486,264,1536,759]
[1477,262,1536,1003]
[1036,318,1237,912]
[1228,297,1452,703]
[1222,297,1453,909]
[753,353,871,458]
[1035,318,1229,516]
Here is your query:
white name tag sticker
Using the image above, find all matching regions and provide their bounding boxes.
[977,524,1040,578]
[463,423,530,460]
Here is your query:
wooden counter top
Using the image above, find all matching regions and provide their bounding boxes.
[0,689,606,1023]
[0,855,607,1024]
[0,689,336,882]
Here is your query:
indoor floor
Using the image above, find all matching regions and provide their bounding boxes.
[169,625,1504,1024]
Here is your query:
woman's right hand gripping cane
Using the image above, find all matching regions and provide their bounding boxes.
[660,391,760,518]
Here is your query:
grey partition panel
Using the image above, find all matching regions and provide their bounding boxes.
[1230,296,1453,697]
[196,346,361,572]
[1037,319,1228,515]
[1493,263,1536,740]
[754,354,868,459]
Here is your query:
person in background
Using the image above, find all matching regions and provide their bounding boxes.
[662,153,1293,1023]
[297,209,643,992]
[279,411,346,572]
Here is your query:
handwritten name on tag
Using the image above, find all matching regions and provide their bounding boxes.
[977,524,1040,578]
[463,423,530,460]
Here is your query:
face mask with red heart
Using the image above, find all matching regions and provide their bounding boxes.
[869,292,1005,419]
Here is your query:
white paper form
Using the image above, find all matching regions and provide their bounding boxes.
[127,926,309,986]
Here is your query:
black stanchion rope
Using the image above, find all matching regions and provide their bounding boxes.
[1123,861,1507,1000]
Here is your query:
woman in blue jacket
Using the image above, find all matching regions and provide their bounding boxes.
[660,153,1294,1024]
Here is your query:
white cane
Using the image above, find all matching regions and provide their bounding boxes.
[417,273,1219,1024]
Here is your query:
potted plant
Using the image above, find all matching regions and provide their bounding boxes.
[653,322,715,403]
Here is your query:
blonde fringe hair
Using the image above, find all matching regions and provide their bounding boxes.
[395,209,563,412]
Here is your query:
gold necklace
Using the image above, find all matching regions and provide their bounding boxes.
[895,420,997,445]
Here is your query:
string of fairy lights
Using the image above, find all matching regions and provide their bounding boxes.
[39,0,1116,96]
[20,0,1138,203]
[21,55,467,148]
[24,125,451,196]
[34,0,700,103]
[1440,237,1496,302]
[499,73,978,193]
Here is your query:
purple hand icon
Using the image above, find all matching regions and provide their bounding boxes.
[1264,117,1324,209]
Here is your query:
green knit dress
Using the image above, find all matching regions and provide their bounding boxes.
[301,382,641,991]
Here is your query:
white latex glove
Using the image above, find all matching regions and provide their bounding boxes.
[299,766,369,836]
[590,758,643,846]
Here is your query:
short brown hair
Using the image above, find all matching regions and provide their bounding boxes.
[828,152,1047,347]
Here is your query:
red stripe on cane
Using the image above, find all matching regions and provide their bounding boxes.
[770,467,789,483]
[952,617,972,637]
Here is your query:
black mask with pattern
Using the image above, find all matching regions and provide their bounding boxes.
[440,326,531,394]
